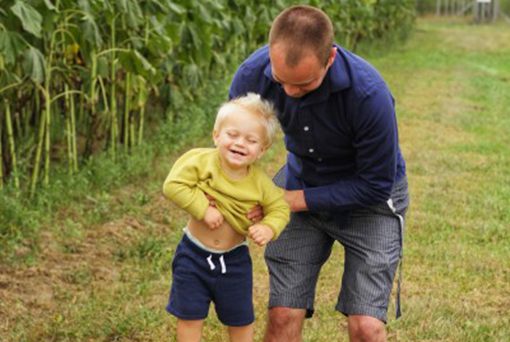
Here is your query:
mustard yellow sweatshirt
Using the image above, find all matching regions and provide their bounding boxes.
[163,148,290,238]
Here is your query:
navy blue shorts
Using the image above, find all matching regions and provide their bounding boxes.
[167,234,254,326]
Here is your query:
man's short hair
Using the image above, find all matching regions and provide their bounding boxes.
[269,5,334,67]
[215,93,279,148]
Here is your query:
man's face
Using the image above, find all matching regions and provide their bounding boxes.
[270,44,335,98]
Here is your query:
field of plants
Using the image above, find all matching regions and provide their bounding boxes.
[2,1,509,342]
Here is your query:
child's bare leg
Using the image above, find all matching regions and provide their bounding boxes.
[177,319,204,342]
[228,323,254,342]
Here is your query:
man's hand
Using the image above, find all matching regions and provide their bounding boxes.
[248,224,275,246]
[247,204,264,223]
[284,189,308,212]
[205,193,216,207]
[203,206,223,229]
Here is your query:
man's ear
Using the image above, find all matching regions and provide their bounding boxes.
[327,47,336,68]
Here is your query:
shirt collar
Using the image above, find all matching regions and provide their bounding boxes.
[263,45,351,105]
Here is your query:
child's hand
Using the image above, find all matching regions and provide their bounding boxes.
[204,206,223,230]
[248,224,274,246]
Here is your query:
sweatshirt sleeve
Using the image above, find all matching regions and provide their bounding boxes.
[258,175,290,239]
[162,150,210,220]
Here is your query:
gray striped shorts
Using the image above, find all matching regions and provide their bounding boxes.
[264,176,409,323]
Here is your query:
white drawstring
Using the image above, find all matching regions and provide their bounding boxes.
[219,255,226,274]
[387,198,405,319]
[207,255,215,270]
[206,254,227,274]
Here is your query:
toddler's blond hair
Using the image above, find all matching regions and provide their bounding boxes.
[214,93,279,148]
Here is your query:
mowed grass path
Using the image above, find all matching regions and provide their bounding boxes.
[378,18,510,341]
[1,18,509,341]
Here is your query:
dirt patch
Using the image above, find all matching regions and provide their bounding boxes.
[0,186,178,339]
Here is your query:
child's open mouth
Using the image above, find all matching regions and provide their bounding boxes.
[230,149,246,156]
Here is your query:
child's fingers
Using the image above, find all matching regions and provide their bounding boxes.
[248,227,260,239]
[251,236,263,246]
[250,232,267,246]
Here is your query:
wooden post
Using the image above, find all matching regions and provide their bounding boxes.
[492,0,499,22]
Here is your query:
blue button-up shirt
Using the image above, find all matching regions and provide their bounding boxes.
[229,45,406,214]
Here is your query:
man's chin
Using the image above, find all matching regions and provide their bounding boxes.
[286,91,308,98]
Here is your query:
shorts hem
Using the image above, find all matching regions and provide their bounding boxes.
[268,295,314,318]
[219,317,255,327]
[167,307,207,321]
[336,303,388,323]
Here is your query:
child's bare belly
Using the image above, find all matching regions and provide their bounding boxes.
[188,217,246,250]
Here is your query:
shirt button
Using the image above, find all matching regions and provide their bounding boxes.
[304,126,309,131]
[309,148,314,153]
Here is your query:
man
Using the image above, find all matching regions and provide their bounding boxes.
[229,5,409,342]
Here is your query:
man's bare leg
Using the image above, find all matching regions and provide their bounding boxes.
[263,307,306,342]
[348,315,386,342]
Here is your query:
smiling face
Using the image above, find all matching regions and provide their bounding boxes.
[270,44,336,98]
[213,105,268,175]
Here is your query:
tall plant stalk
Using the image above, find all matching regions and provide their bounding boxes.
[30,99,46,198]
[64,94,73,174]
[136,76,147,145]
[109,16,118,159]
[130,116,136,148]
[4,101,19,190]
[0,111,3,190]
[123,72,132,150]
[70,88,78,172]
[138,104,145,145]
[31,25,60,195]
[64,84,78,173]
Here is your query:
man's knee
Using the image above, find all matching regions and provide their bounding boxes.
[348,315,386,342]
[269,307,305,324]
[265,307,306,341]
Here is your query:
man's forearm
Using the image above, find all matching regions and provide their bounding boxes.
[284,189,308,212]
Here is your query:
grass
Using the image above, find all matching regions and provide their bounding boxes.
[1,17,510,341]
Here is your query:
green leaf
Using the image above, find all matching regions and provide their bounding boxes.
[167,2,186,15]
[134,51,156,75]
[97,56,109,78]
[10,1,43,38]
[196,3,213,24]
[43,0,57,11]
[0,65,22,86]
[135,75,148,107]
[81,12,103,47]
[23,46,46,83]
[118,50,156,77]
[117,0,143,27]
[141,0,165,13]
[0,31,27,66]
